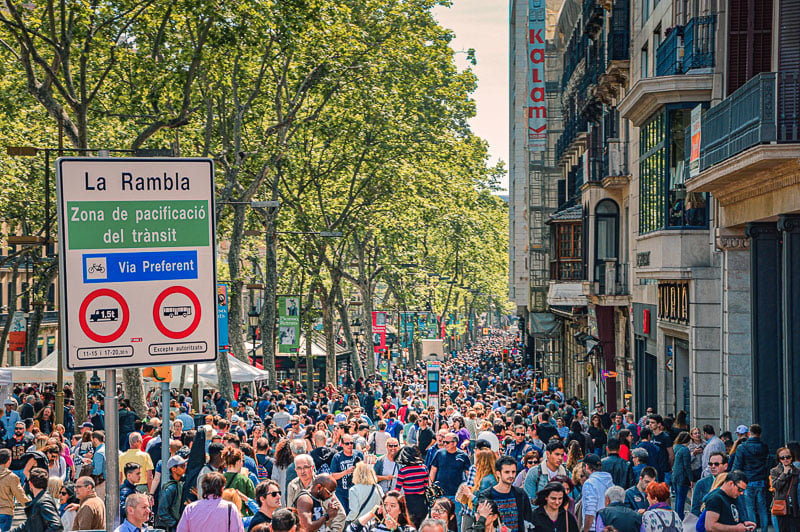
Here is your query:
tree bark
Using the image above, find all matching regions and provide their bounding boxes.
[335,285,363,380]
[261,210,278,389]
[122,368,147,416]
[226,204,248,364]
[215,352,235,402]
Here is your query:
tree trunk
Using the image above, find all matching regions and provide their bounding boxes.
[261,211,278,389]
[336,288,363,380]
[122,368,147,416]
[227,205,248,363]
[74,372,87,425]
[215,352,235,402]
[362,283,375,376]
[305,313,314,393]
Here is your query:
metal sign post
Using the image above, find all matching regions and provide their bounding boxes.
[427,361,440,432]
[105,370,119,532]
[161,382,170,488]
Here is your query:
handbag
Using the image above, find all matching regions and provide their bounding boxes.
[772,475,796,516]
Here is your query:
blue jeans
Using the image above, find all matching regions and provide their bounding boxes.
[0,513,11,532]
[743,484,770,530]
[674,484,689,520]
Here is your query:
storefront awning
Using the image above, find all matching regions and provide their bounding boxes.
[547,282,588,307]
[529,312,562,337]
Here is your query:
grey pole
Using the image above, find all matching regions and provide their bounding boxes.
[161,382,170,489]
[104,370,119,532]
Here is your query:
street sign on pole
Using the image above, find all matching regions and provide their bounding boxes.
[56,157,218,370]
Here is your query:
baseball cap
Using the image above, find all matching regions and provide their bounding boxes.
[81,422,94,429]
[231,415,240,423]
[166,455,187,469]
[736,425,749,435]
[3,399,15,406]
[584,453,602,468]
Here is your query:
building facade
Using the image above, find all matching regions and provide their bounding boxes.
[513,0,800,445]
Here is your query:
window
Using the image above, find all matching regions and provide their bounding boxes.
[639,111,666,233]
[639,106,709,233]
[727,0,772,95]
[552,223,583,280]
[643,0,651,25]
[641,44,649,78]
[596,200,620,262]
[653,25,662,50]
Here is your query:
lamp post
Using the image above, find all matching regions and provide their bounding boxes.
[248,306,260,367]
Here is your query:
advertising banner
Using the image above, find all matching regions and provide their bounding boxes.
[527,0,547,151]
[8,312,26,352]
[217,283,229,349]
[690,104,702,178]
[278,296,300,353]
[372,311,386,354]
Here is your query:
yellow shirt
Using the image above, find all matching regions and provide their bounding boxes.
[118,449,154,485]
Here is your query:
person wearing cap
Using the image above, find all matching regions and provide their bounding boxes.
[0,401,20,439]
[731,424,770,530]
[580,454,614,532]
[156,455,187,532]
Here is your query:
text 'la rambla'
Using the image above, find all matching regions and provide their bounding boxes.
[84,171,191,191]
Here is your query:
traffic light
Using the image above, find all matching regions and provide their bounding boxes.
[502,348,509,363]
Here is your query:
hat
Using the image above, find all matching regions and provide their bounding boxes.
[736,425,749,435]
[584,453,602,468]
[3,399,15,406]
[81,422,94,429]
[231,415,240,423]
[166,455,187,469]
[231,400,239,408]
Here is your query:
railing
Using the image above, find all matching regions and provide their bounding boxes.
[556,114,589,162]
[583,0,604,37]
[603,140,628,177]
[587,127,604,182]
[551,259,584,281]
[562,28,588,89]
[656,16,716,76]
[593,260,629,295]
[607,0,630,65]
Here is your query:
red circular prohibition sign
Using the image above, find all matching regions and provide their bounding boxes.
[152,286,202,339]
[79,288,130,343]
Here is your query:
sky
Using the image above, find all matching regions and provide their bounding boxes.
[433,1,510,192]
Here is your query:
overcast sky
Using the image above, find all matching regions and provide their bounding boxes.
[433,1,510,192]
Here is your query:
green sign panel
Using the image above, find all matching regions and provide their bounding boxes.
[66,200,210,249]
[278,296,300,353]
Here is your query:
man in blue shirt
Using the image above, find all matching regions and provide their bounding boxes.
[91,431,106,484]
[329,434,362,514]
[429,432,471,516]
[176,406,194,430]
[115,492,151,532]
[0,401,20,438]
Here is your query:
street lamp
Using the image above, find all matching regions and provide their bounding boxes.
[88,372,103,399]
[248,306,260,367]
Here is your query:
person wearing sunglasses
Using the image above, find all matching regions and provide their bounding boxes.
[247,479,282,531]
[703,471,756,532]
[770,447,800,532]
[691,452,727,517]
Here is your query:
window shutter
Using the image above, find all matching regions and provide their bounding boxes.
[727,0,773,95]
[778,0,800,141]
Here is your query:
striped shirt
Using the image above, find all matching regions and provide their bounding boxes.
[397,464,429,495]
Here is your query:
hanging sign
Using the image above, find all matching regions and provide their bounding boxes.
[278,296,300,353]
[527,0,547,151]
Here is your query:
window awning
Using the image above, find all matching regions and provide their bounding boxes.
[547,282,588,307]
[529,312,562,337]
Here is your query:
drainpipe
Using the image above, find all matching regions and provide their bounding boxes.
[715,198,725,430]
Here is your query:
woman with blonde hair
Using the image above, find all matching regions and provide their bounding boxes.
[347,461,384,523]
[47,476,63,500]
[457,448,497,531]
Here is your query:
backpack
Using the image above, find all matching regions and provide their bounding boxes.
[653,511,682,532]
[256,456,271,482]
[695,510,707,532]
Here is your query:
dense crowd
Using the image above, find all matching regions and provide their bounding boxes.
[0,331,796,532]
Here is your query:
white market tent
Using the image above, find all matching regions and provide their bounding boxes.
[3,351,268,388]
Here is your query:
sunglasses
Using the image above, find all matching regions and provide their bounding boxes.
[268,491,281,497]
[60,491,68,496]
[342,442,354,446]
[387,444,399,448]
[709,461,724,466]
[737,485,746,493]
[780,455,793,460]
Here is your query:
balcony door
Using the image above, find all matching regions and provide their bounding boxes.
[595,200,620,286]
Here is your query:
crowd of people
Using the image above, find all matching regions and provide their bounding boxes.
[0,330,796,532]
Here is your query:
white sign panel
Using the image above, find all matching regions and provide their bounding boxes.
[689,104,702,178]
[527,0,547,151]
[56,158,218,370]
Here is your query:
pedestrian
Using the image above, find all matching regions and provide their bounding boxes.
[177,471,245,532]
[396,446,429,529]
[331,435,363,515]
[588,416,607,457]
[10,468,61,532]
[530,482,579,532]
[71,476,105,531]
[641,482,681,532]
[156,455,187,532]
[118,433,155,491]
[458,448,498,532]
[295,474,342,532]
[374,439,400,494]
[691,452,727,517]
[344,490,415,532]
[524,441,567,501]
[687,428,705,482]
[428,498,457,532]
[580,454,614,532]
[429,433,470,518]
[478,456,534,532]
[247,479,282,531]
[595,485,642,532]
[704,470,756,532]
[115,493,151,532]
[671,432,693,520]
[625,466,657,513]
[347,462,384,524]
[601,438,634,490]
[732,424,770,531]
[0,448,30,532]
[222,447,255,514]
[119,463,141,524]
[701,426,726,478]
[769,447,800,532]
